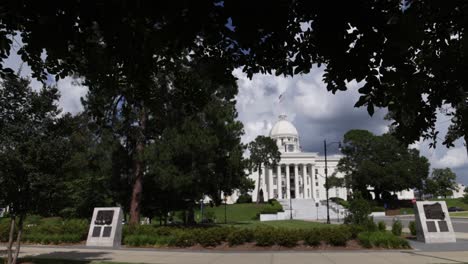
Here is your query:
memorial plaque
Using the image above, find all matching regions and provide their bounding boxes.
[92,226,101,237]
[86,207,123,247]
[426,221,437,232]
[423,203,445,220]
[95,210,115,225]
[439,221,449,232]
[103,226,112,237]
[415,201,456,243]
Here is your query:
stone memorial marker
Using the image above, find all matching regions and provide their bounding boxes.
[86,207,123,247]
[414,201,456,243]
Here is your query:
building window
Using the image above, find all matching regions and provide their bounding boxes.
[306,166,310,173]
[315,168,318,174]
[315,182,318,186]
[273,177,277,185]
[316,190,319,198]
[336,189,339,197]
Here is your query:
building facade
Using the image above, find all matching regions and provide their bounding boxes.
[249,115,415,203]
[250,115,347,202]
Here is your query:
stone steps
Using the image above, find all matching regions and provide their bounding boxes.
[277,199,347,220]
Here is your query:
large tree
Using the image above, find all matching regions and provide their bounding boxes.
[142,95,246,223]
[247,136,281,203]
[337,129,430,200]
[424,168,458,199]
[0,75,64,264]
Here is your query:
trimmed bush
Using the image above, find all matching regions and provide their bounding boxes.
[357,231,410,249]
[409,221,417,236]
[348,224,366,239]
[227,229,254,246]
[254,227,276,246]
[303,229,321,247]
[275,229,299,247]
[322,226,351,246]
[378,221,386,232]
[392,220,402,236]
[170,231,196,247]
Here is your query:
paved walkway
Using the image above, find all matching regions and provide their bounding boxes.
[3,245,468,264]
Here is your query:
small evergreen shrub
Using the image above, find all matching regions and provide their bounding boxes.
[303,229,321,246]
[357,231,410,249]
[227,229,253,246]
[170,231,196,247]
[322,226,351,246]
[275,229,299,247]
[378,221,386,232]
[237,194,252,203]
[254,227,276,246]
[409,221,417,236]
[392,220,402,236]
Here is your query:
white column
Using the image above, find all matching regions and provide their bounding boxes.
[277,165,282,199]
[303,164,307,198]
[294,164,299,199]
[268,167,273,200]
[311,164,316,200]
[286,164,290,199]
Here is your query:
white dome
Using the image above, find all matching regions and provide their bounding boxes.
[269,115,298,137]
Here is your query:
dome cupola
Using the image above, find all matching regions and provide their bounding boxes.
[269,115,301,153]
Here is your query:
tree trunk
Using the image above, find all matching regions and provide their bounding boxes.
[12,215,24,264]
[129,105,147,225]
[7,216,15,264]
[256,164,262,204]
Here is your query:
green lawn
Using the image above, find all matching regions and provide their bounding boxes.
[450,211,468,217]
[194,203,272,223]
[229,219,332,229]
[432,198,468,210]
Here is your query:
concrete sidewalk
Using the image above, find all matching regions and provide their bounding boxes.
[3,245,468,264]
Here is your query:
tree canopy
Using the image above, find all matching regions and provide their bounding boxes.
[2,0,468,152]
[248,135,281,202]
[337,129,430,200]
[424,168,458,199]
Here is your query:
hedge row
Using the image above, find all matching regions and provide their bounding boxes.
[0,217,88,244]
[123,225,354,248]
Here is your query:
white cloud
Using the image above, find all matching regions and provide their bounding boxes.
[433,147,468,169]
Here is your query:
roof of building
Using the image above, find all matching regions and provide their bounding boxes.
[269,115,299,137]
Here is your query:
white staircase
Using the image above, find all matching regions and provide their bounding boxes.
[277,199,347,220]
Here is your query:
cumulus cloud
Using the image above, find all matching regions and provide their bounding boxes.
[434,147,468,168]
[234,67,389,153]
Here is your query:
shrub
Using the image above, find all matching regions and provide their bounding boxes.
[303,229,321,247]
[378,221,386,232]
[170,230,196,247]
[357,231,410,249]
[275,229,299,247]
[344,195,372,226]
[392,220,402,236]
[322,226,351,246]
[237,194,252,203]
[227,229,254,246]
[254,227,276,246]
[348,224,366,239]
[409,221,417,236]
